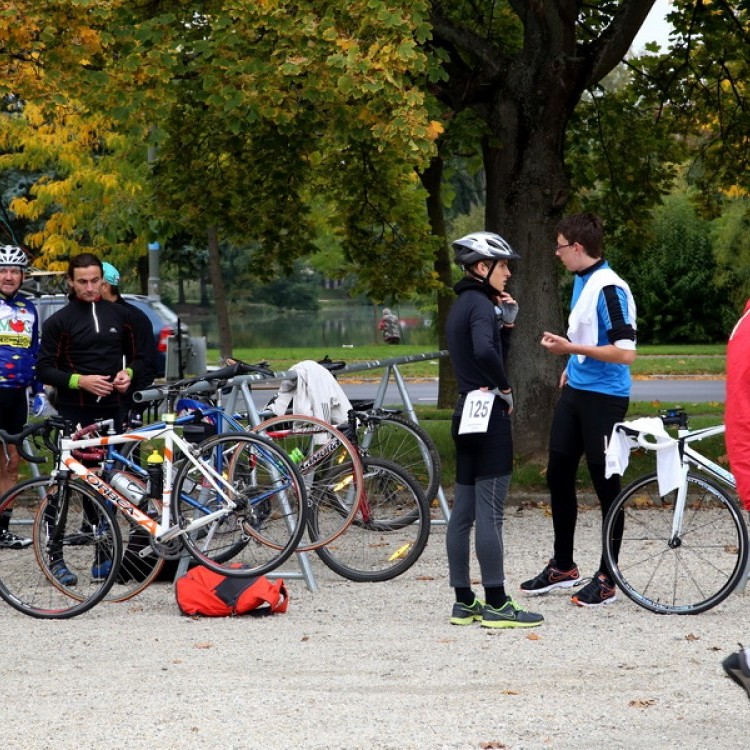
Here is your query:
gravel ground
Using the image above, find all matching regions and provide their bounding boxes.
[1,502,748,750]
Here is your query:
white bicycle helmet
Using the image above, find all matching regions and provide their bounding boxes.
[452,232,520,268]
[0,244,29,268]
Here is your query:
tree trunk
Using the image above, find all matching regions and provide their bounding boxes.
[420,155,457,409]
[206,225,233,360]
[200,276,209,307]
[428,1,658,458]
[482,117,569,459]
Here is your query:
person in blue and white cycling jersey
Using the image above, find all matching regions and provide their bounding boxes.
[521,213,637,608]
[0,244,43,549]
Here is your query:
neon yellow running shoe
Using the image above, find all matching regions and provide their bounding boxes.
[481,598,544,629]
[450,598,484,625]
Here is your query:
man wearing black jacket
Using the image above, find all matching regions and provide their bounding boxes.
[37,253,147,431]
[37,253,148,586]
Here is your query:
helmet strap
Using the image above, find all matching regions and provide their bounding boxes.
[468,260,502,295]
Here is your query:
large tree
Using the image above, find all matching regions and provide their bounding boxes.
[424,1,670,456]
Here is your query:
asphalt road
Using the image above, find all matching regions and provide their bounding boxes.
[247,378,726,411]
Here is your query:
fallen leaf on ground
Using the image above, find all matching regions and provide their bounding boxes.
[628,699,656,708]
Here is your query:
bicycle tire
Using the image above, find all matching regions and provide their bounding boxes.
[0,476,122,619]
[100,472,166,603]
[603,471,749,614]
[313,457,430,582]
[174,432,308,577]
[357,412,441,505]
[254,414,365,551]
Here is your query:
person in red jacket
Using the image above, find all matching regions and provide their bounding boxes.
[722,298,750,701]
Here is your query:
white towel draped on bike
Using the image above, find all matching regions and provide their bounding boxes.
[605,417,682,495]
[267,360,353,428]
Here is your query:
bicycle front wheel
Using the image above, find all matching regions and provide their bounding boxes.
[174,433,308,577]
[314,457,430,582]
[603,471,749,614]
[0,476,122,619]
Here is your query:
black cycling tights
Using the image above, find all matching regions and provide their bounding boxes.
[548,450,622,575]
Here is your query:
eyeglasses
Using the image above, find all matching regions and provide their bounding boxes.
[554,243,575,253]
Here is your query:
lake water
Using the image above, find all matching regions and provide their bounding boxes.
[181,305,436,349]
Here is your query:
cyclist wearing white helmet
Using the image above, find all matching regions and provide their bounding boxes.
[445,230,543,629]
[0,244,41,549]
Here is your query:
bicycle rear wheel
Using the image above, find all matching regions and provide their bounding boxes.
[0,476,122,619]
[603,471,749,614]
[313,457,430,582]
[357,413,441,505]
[174,433,308,577]
[254,415,364,551]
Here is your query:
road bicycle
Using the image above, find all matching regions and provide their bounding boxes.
[254,414,431,581]
[0,411,307,619]
[135,367,431,582]
[602,408,749,614]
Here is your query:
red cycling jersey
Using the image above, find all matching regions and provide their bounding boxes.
[725,298,750,511]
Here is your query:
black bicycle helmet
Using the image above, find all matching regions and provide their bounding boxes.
[452,232,520,268]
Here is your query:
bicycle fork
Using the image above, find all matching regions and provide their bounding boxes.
[668,462,691,548]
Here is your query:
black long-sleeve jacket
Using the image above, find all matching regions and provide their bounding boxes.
[37,295,147,410]
[446,277,513,397]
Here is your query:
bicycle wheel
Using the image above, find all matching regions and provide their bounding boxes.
[314,457,430,582]
[254,415,364,551]
[603,471,749,614]
[174,433,308,577]
[0,476,122,619]
[357,413,441,505]
[102,472,166,603]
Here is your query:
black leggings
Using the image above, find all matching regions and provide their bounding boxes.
[547,452,623,575]
[547,386,629,577]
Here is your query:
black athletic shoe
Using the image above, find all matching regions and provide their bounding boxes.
[723,647,750,701]
[520,559,582,595]
[50,561,78,587]
[571,572,617,607]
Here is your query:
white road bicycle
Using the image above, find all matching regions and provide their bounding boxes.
[603,409,749,615]
[0,407,307,619]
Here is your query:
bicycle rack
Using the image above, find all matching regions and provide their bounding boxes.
[210,350,451,593]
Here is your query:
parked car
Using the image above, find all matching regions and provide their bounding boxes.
[20,291,188,378]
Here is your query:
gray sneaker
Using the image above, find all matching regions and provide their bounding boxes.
[450,598,484,625]
[723,647,750,701]
[481,598,544,629]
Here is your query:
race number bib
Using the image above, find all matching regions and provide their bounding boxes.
[458,389,494,434]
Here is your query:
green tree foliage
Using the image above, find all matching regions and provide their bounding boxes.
[711,195,750,316]
[1,1,442,298]
[630,191,733,344]
[252,264,321,312]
